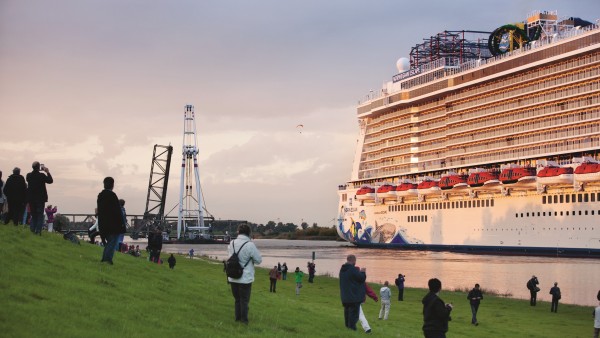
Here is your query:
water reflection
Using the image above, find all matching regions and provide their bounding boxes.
[162,239,599,307]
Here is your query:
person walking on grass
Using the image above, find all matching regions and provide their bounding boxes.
[339,254,366,331]
[357,272,378,333]
[395,273,405,301]
[422,278,452,338]
[269,266,278,293]
[594,301,600,338]
[294,267,304,295]
[26,162,53,235]
[467,283,483,325]
[227,223,262,325]
[168,254,176,269]
[282,262,288,280]
[97,177,125,265]
[549,282,561,313]
[379,281,391,320]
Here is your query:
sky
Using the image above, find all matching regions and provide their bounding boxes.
[1,0,599,228]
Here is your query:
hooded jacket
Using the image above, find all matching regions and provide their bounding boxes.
[422,292,452,334]
[339,263,366,304]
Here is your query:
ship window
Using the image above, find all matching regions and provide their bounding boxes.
[585,210,588,215]
[597,193,600,201]
[560,195,564,203]
[452,202,455,208]
[553,195,558,204]
[566,195,570,203]
[560,211,563,216]
[486,200,490,207]
[554,212,558,216]
[542,196,547,204]
[476,200,480,207]
[579,211,582,215]
[567,211,570,215]
[515,213,518,218]
[460,201,463,208]
[592,210,595,215]
[584,193,589,202]
[491,199,494,207]
[520,213,524,217]
[542,212,546,216]
[425,215,428,222]
[527,212,530,217]
[578,194,583,203]
[572,194,576,202]
[537,212,540,216]
[468,201,471,208]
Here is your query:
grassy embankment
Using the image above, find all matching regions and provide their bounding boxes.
[0,225,594,337]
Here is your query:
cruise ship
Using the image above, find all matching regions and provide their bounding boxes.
[336,11,600,258]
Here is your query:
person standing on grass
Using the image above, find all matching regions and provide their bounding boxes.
[379,281,391,320]
[594,301,600,338]
[227,223,262,324]
[549,282,561,313]
[422,278,452,338]
[269,266,278,292]
[356,271,377,334]
[308,261,316,283]
[3,167,27,225]
[294,267,304,295]
[282,262,288,280]
[339,254,366,331]
[395,273,405,301]
[44,204,57,232]
[467,283,483,325]
[26,162,53,235]
[168,254,176,269]
[527,275,540,306]
[97,177,125,265]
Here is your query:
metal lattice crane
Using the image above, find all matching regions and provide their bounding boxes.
[177,104,206,239]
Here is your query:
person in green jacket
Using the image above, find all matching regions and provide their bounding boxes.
[294,267,304,295]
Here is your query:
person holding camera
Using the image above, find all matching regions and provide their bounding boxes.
[422,278,452,338]
[527,275,540,306]
[26,161,53,235]
[395,273,406,301]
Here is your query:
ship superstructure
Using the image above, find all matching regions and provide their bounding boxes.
[337,11,600,257]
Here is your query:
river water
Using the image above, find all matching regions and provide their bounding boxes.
[159,239,599,307]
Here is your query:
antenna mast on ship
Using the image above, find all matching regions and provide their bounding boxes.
[176,104,206,239]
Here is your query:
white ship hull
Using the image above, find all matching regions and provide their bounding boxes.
[337,188,600,257]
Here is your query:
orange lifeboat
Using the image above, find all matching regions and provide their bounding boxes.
[499,167,537,189]
[395,181,418,197]
[439,173,469,190]
[356,186,376,201]
[537,166,573,185]
[417,179,441,195]
[574,162,600,182]
[376,184,396,199]
[467,170,500,190]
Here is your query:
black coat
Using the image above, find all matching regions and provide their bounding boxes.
[467,288,483,305]
[97,189,125,236]
[4,174,27,201]
[339,263,366,303]
[422,292,452,334]
[26,170,53,203]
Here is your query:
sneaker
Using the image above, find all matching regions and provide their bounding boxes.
[365,329,371,333]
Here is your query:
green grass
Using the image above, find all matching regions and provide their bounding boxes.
[0,224,594,337]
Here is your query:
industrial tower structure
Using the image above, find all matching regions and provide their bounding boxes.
[177,104,207,239]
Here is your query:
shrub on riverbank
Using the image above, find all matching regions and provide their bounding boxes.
[0,225,593,337]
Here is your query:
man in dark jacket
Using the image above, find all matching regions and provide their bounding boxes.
[26,162,53,234]
[395,273,406,301]
[3,167,27,225]
[422,278,452,338]
[549,282,561,313]
[526,275,540,306]
[467,283,483,325]
[339,254,366,331]
[148,227,163,263]
[97,177,125,265]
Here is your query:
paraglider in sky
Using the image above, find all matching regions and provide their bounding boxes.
[296,124,304,133]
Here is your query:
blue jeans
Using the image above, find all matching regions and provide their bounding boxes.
[102,234,119,263]
[29,202,45,234]
[230,282,252,323]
